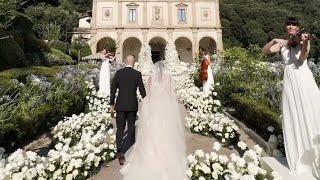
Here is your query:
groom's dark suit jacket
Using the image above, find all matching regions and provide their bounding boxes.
[110,67,146,111]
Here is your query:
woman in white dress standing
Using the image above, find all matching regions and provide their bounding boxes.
[202,53,214,94]
[99,49,115,96]
[262,17,320,178]
[120,61,188,180]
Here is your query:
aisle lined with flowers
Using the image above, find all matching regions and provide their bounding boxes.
[90,102,265,180]
[0,41,280,180]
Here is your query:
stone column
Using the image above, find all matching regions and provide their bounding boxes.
[168,29,173,40]
[118,1,122,27]
[192,30,198,63]
[91,0,97,29]
[168,0,172,27]
[116,30,123,62]
[142,30,148,45]
[215,0,223,53]
[192,0,196,27]
[143,0,147,27]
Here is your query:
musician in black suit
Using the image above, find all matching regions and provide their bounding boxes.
[110,55,146,165]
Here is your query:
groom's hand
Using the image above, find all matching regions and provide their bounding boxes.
[111,105,115,111]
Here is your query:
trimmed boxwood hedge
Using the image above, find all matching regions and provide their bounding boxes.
[44,48,75,66]
[0,30,26,71]
[229,93,282,140]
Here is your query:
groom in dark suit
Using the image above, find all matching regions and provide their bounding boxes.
[110,55,146,165]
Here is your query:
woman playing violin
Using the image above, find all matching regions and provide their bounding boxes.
[262,17,320,178]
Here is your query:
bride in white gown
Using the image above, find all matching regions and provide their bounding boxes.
[120,61,188,180]
[262,17,320,178]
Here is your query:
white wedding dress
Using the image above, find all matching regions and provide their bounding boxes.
[203,64,214,94]
[120,62,188,180]
[99,58,110,96]
[280,44,320,178]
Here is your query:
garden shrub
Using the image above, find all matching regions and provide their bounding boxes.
[44,48,75,66]
[229,93,282,140]
[0,29,26,71]
[49,41,69,53]
[70,41,92,60]
[10,13,34,33]
[0,65,97,151]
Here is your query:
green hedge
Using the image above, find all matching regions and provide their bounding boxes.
[0,29,26,71]
[0,66,90,150]
[49,41,69,53]
[229,93,282,140]
[0,66,63,90]
[10,13,34,33]
[44,48,75,66]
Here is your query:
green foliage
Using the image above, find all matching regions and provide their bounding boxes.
[221,0,320,59]
[10,12,34,32]
[44,48,75,66]
[215,47,283,141]
[0,66,63,95]
[24,3,78,41]
[97,38,117,53]
[0,65,90,150]
[49,40,69,53]
[0,29,26,71]
[70,39,92,60]
[229,94,281,140]
[61,0,92,14]
[0,0,23,28]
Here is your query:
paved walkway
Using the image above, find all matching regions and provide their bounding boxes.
[89,104,260,180]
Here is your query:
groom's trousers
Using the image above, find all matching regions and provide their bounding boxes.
[116,111,137,155]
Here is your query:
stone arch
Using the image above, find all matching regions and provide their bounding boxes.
[149,36,167,63]
[96,37,117,53]
[122,37,142,62]
[174,36,193,63]
[199,36,216,55]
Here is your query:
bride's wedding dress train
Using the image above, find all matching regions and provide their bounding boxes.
[120,62,188,180]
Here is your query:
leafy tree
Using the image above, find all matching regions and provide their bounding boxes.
[220,0,320,59]
[24,3,78,41]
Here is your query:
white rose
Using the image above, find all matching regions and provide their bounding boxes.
[72,169,79,177]
[186,169,193,177]
[109,152,115,158]
[66,174,73,180]
[212,142,221,152]
[247,163,258,175]
[48,164,56,172]
[267,126,275,132]
[237,141,247,150]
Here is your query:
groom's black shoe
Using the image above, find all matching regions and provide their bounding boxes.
[117,153,125,165]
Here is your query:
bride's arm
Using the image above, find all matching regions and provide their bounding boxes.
[262,39,287,54]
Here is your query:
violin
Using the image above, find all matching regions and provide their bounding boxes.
[287,28,318,47]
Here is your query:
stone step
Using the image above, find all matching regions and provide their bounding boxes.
[261,157,317,180]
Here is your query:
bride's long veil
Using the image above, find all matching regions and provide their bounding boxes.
[121,61,188,180]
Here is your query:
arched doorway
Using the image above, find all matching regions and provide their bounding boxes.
[96,37,117,53]
[122,37,142,62]
[199,37,216,55]
[175,37,193,63]
[149,37,166,63]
